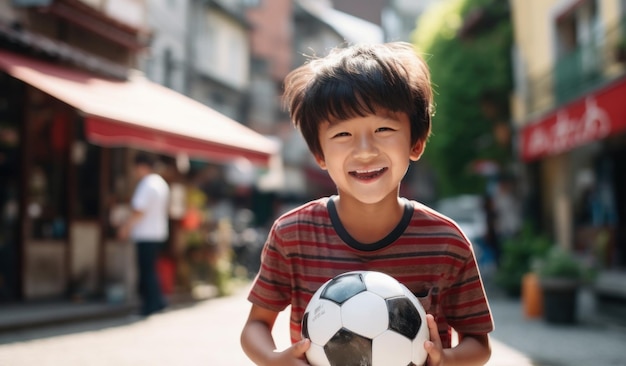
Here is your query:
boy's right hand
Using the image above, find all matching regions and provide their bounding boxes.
[268,338,311,366]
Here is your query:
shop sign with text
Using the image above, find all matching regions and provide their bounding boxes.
[520,78,626,162]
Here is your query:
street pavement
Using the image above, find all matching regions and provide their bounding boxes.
[0,283,625,366]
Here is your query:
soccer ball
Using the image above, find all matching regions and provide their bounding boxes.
[302,271,430,366]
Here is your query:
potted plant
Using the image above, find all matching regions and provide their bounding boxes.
[494,224,551,297]
[534,246,592,324]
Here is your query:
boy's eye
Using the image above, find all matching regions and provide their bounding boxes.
[332,132,351,138]
[376,127,395,132]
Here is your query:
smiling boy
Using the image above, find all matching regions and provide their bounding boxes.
[240,42,493,366]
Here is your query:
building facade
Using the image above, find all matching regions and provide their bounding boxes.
[510,0,626,315]
[187,0,251,122]
[0,0,277,305]
[0,0,151,303]
[141,0,189,94]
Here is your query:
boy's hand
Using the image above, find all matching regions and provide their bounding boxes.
[424,314,444,366]
[268,338,311,366]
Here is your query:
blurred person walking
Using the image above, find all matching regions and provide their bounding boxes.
[118,152,170,316]
[492,177,522,243]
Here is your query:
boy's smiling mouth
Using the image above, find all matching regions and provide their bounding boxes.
[349,167,388,180]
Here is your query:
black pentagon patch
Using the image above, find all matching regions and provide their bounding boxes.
[387,297,421,339]
[301,311,310,339]
[324,328,372,366]
[321,273,366,304]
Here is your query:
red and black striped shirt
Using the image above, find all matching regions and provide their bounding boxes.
[248,196,494,348]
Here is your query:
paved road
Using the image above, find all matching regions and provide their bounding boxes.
[0,285,286,366]
[0,284,625,366]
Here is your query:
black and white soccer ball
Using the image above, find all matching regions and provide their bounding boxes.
[301,270,430,366]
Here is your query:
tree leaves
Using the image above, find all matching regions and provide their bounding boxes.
[412,0,513,197]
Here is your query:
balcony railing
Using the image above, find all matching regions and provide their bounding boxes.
[525,17,626,116]
[554,42,606,104]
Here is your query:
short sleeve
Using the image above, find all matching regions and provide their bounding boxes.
[131,180,155,212]
[247,221,293,312]
[440,249,494,335]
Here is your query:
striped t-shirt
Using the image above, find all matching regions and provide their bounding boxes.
[248,196,494,348]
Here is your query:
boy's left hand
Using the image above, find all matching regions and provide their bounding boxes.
[424,314,444,366]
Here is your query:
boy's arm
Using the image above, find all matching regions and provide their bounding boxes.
[240,304,310,366]
[424,314,492,366]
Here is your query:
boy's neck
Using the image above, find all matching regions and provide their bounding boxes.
[333,194,406,244]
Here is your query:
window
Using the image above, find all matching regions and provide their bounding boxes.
[105,148,131,239]
[25,88,69,240]
[556,14,578,56]
[240,0,260,7]
[163,48,174,89]
[553,0,601,103]
[555,0,599,56]
[0,73,23,301]
[73,122,101,219]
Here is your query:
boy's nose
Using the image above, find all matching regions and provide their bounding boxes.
[353,134,378,159]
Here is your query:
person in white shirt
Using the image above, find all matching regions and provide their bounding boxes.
[118,152,170,316]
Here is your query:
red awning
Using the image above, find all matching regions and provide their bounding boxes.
[0,49,279,166]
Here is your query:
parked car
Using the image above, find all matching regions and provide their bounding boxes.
[435,195,495,272]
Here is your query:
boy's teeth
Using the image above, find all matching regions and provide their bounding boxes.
[355,168,382,173]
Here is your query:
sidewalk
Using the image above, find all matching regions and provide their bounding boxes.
[1,284,626,366]
[486,287,626,366]
[0,291,197,332]
[0,300,133,332]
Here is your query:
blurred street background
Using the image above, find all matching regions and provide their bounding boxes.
[2,0,626,365]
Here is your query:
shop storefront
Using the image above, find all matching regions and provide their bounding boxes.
[0,50,279,303]
[519,76,626,270]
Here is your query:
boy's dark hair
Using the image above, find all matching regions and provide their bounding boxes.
[134,152,156,168]
[282,42,433,159]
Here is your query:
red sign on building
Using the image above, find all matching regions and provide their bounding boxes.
[520,77,626,162]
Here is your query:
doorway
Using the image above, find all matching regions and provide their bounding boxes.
[0,73,23,302]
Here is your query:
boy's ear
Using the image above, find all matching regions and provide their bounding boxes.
[410,140,426,161]
[314,153,327,170]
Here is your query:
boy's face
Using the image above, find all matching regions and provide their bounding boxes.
[315,110,424,205]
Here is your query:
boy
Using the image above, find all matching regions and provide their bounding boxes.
[241,42,493,366]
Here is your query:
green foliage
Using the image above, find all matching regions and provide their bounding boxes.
[534,246,597,284]
[534,247,583,280]
[412,0,513,197]
[495,224,552,296]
